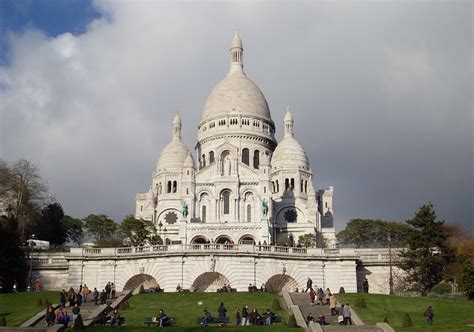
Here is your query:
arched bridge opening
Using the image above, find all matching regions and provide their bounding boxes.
[191,272,230,292]
[123,274,158,294]
[265,274,298,293]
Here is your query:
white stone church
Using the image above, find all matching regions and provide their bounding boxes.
[135,33,336,247]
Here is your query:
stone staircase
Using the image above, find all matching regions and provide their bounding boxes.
[288,292,388,332]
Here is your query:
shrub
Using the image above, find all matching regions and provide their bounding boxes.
[271,298,281,311]
[460,262,474,300]
[139,285,145,294]
[36,298,43,306]
[402,313,412,327]
[43,299,51,307]
[355,297,367,308]
[339,287,345,294]
[0,317,6,326]
[119,301,130,310]
[431,282,452,295]
[383,317,389,323]
[287,314,297,327]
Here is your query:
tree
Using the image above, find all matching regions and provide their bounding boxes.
[61,216,84,245]
[0,159,47,240]
[298,233,316,248]
[0,215,25,291]
[442,225,474,284]
[120,215,154,246]
[33,202,66,246]
[337,219,413,248]
[459,262,474,299]
[399,203,452,294]
[83,214,118,241]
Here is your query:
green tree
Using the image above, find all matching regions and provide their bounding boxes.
[61,216,84,245]
[399,203,452,295]
[298,233,316,248]
[337,219,412,247]
[120,215,154,246]
[33,202,66,246]
[459,262,474,299]
[0,215,25,291]
[0,159,47,240]
[83,214,117,241]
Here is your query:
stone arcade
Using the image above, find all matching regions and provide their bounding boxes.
[135,32,336,247]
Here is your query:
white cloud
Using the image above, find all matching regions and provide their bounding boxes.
[0,1,471,230]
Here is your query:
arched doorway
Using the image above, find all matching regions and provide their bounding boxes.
[123,274,158,294]
[215,235,232,244]
[239,235,256,245]
[265,274,298,293]
[192,272,230,292]
[191,235,209,244]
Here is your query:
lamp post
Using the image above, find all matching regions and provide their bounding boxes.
[28,234,36,291]
[388,233,394,295]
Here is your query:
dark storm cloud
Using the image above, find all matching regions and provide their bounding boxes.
[0,0,472,231]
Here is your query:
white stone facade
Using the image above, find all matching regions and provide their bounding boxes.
[135,33,336,247]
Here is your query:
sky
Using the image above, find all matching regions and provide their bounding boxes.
[0,0,472,232]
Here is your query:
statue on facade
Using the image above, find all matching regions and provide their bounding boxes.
[261,199,268,217]
[209,256,216,272]
[223,155,231,175]
[180,200,188,218]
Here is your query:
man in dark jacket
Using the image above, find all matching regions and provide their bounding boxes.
[60,289,67,308]
[218,302,227,318]
[306,277,313,292]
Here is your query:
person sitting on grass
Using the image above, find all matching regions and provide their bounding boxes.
[157,309,167,327]
[110,309,121,326]
[265,309,274,325]
[249,308,260,325]
[200,309,212,326]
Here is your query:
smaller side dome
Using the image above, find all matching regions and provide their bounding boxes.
[183,153,194,168]
[271,137,309,170]
[156,115,191,171]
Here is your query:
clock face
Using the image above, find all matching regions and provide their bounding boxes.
[165,211,178,225]
[284,209,297,223]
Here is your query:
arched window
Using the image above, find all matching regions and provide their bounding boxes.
[202,154,206,167]
[158,183,162,195]
[167,181,172,193]
[253,150,260,169]
[290,178,295,191]
[285,178,289,191]
[222,191,230,215]
[247,204,252,223]
[172,181,177,193]
[305,181,308,193]
[201,205,207,223]
[276,180,279,192]
[300,180,304,192]
[242,148,249,166]
[209,151,215,164]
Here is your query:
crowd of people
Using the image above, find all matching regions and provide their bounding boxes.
[197,302,277,326]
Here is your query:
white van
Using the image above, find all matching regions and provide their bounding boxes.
[26,239,50,250]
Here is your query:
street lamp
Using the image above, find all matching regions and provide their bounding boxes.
[28,234,36,291]
[388,233,394,295]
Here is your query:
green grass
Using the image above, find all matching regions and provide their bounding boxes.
[100,292,300,331]
[0,291,57,326]
[336,293,474,332]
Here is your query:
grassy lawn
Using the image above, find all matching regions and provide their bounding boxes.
[0,291,58,326]
[95,292,300,331]
[336,293,474,332]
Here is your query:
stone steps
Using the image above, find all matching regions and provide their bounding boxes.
[323,326,383,332]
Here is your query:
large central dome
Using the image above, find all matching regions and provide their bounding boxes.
[200,32,272,124]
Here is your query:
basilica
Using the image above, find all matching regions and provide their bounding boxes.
[135,33,336,247]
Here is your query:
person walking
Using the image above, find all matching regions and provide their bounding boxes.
[424,306,434,325]
[59,289,67,308]
[72,304,80,324]
[93,287,99,305]
[306,277,313,292]
[329,293,337,316]
[309,288,316,305]
[343,303,352,325]
[82,284,89,303]
[111,283,116,299]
